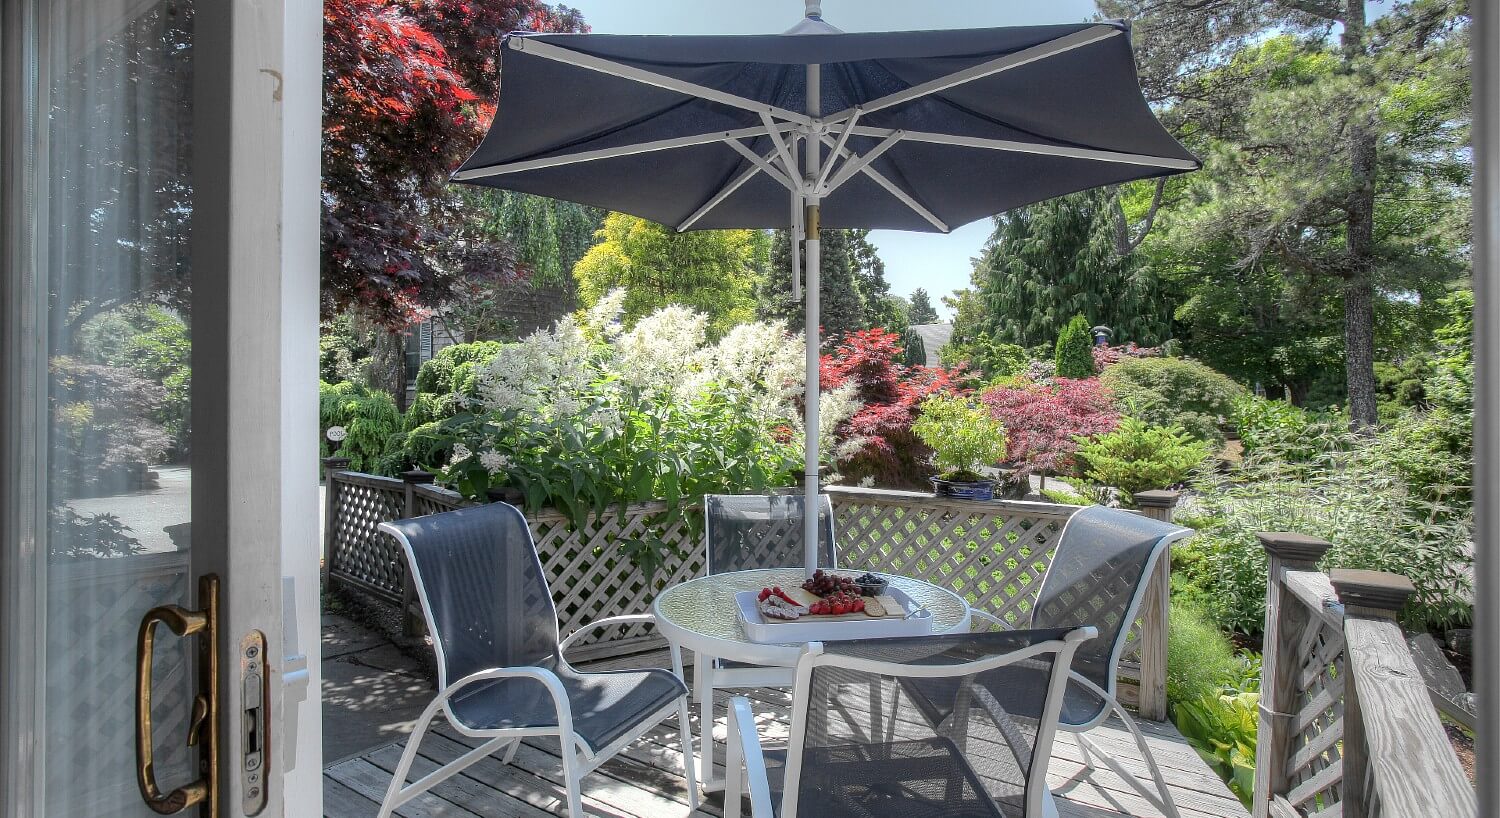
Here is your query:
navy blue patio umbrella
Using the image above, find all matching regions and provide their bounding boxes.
[453,1,1197,574]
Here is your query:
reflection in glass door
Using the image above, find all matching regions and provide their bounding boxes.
[12,0,199,814]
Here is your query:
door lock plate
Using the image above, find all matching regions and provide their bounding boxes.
[239,631,268,816]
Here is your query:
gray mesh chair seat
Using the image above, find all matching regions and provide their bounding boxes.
[373,503,698,818]
[725,629,1096,818]
[900,505,1193,818]
[447,656,687,752]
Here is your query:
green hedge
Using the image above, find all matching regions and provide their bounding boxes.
[1100,356,1245,444]
[318,381,401,474]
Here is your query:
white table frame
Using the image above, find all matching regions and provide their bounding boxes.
[651,568,971,791]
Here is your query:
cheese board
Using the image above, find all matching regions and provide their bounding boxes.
[734,581,934,643]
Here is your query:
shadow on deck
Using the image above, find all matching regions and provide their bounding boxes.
[323,650,1247,818]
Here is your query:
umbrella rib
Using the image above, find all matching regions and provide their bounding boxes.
[510,37,813,126]
[677,146,782,231]
[815,108,862,192]
[820,130,903,196]
[758,110,802,183]
[853,126,1199,169]
[725,139,799,193]
[819,134,948,232]
[451,124,793,180]
[821,24,1123,124]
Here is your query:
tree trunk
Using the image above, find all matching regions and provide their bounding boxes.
[369,328,408,411]
[1342,0,1380,432]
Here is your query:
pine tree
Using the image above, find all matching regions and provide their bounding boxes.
[908,288,940,324]
[757,228,892,339]
[971,189,1168,349]
[1055,314,1096,379]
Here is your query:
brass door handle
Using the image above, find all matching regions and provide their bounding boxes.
[136,574,219,816]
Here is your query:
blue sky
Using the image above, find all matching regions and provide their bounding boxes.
[562,0,1104,318]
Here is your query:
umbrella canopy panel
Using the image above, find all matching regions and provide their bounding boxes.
[455,19,1198,232]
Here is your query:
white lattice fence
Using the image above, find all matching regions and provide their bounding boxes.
[825,486,1075,626]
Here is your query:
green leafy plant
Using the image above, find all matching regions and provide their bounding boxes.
[1074,417,1211,496]
[1054,314,1096,379]
[1175,681,1260,805]
[1232,395,1317,459]
[911,396,1008,482]
[319,380,402,473]
[1100,356,1245,444]
[1166,603,1262,808]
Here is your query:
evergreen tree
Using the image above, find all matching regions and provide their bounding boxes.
[573,213,760,334]
[970,189,1169,349]
[908,288,940,324]
[758,228,893,338]
[471,190,604,288]
[1055,314,1096,379]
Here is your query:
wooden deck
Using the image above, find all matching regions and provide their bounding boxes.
[324,650,1247,818]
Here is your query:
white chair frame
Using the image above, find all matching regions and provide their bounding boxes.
[690,493,838,789]
[967,509,1192,818]
[376,523,700,818]
[724,630,1095,818]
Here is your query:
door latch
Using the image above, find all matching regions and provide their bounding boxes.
[239,630,268,816]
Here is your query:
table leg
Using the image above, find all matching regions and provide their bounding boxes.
[694,652,724,792]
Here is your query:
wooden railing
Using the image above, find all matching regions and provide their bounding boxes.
[1253,533,1476,818]
[322,470,1176,715]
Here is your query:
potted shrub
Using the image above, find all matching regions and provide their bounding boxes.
[912,395,1008,500]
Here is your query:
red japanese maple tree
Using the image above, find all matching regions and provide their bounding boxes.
[980,377,1119,482]
[821,328,966,487]
[321,0,585,327]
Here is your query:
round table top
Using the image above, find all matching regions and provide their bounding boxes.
[653,568,971,664]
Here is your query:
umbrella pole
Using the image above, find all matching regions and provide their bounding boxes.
[803,61,822,579]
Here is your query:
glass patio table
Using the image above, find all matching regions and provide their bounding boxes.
[652,567,971,790]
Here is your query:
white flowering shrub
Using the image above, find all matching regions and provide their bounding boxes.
[430,291,867,561]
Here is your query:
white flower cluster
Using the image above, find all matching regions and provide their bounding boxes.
[469,288,866,463]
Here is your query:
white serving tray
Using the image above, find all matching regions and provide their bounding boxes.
[735,586,934,643]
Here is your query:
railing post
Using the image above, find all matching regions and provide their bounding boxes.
[320,458,350,590]
[1133,489,1178,721]
[1252,532,1333,818]
[398,469,435,636]
[1331,569,1416,818]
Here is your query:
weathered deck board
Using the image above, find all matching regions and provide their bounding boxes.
[325,650,1247,818]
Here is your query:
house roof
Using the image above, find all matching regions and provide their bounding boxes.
[909,322,953,367]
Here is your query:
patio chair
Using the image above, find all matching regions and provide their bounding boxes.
[724,627,1097,818]
[691,493,837,785]
[375,503,698,818]
[909,505,1192,818]
[703,492,837,575]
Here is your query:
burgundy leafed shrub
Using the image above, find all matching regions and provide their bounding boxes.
[1092,342,1162,371]
[821,328,966,488]
[980,377,1119,480]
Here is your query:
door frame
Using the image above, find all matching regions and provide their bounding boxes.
[0,0,323,813]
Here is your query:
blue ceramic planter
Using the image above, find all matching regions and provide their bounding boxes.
[931,477,995,501]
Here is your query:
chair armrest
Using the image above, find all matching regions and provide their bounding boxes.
[969,609,1012,631]
[727,696,776,818]
[559,612,658,653]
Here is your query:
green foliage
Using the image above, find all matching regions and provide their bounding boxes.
[76,305,192,456]
[1167,602,1244,712]
[470,189,603,288]
[574,213,761,335]
[319,380,402,473]
[414,341,502,395]
[907,287,940,324]
[939,333,1029,381]
[1054,314,1096,379]
[1179,422,1473,634]
[1232,396,1316,459]
[965,188,1170,349]
[1074,417,1211,496]
[1100,357,1245,444]
[759,228,895,338]
[319,312,372,384]
[1174,667,1260,806]
[900,329,927,368]
[911,396,1008,481]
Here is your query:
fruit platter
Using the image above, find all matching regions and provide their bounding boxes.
[734,570,934,643]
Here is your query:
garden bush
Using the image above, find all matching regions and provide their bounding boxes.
[50,356,172,496]
[911,396,1007,481]
[979,377,1118,484]
[1166,602,1243,712]
[1178,423,1473,634]
[1053,314,1096,379]
[414,340,502,395]
[1074,417,1211,497]
[77,305,192,457]
[939,333,1028,381]
[319,380,402,473]
[1100,356,1245,444]
[1232,395,1317,459]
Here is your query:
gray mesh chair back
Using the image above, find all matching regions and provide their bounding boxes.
[1028,505,1189,723]
[383,503,559,689]
[703,493,836,574]
[781,629,1092,818]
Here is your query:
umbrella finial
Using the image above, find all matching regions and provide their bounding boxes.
[805,0,822,19]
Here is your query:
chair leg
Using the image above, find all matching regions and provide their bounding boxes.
[377,697,443,818]
[1090,701,1182,818]
[1076,731,1096,769]
[559,734,588,818]
[501,737,520,765]
[678,694,701,811]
